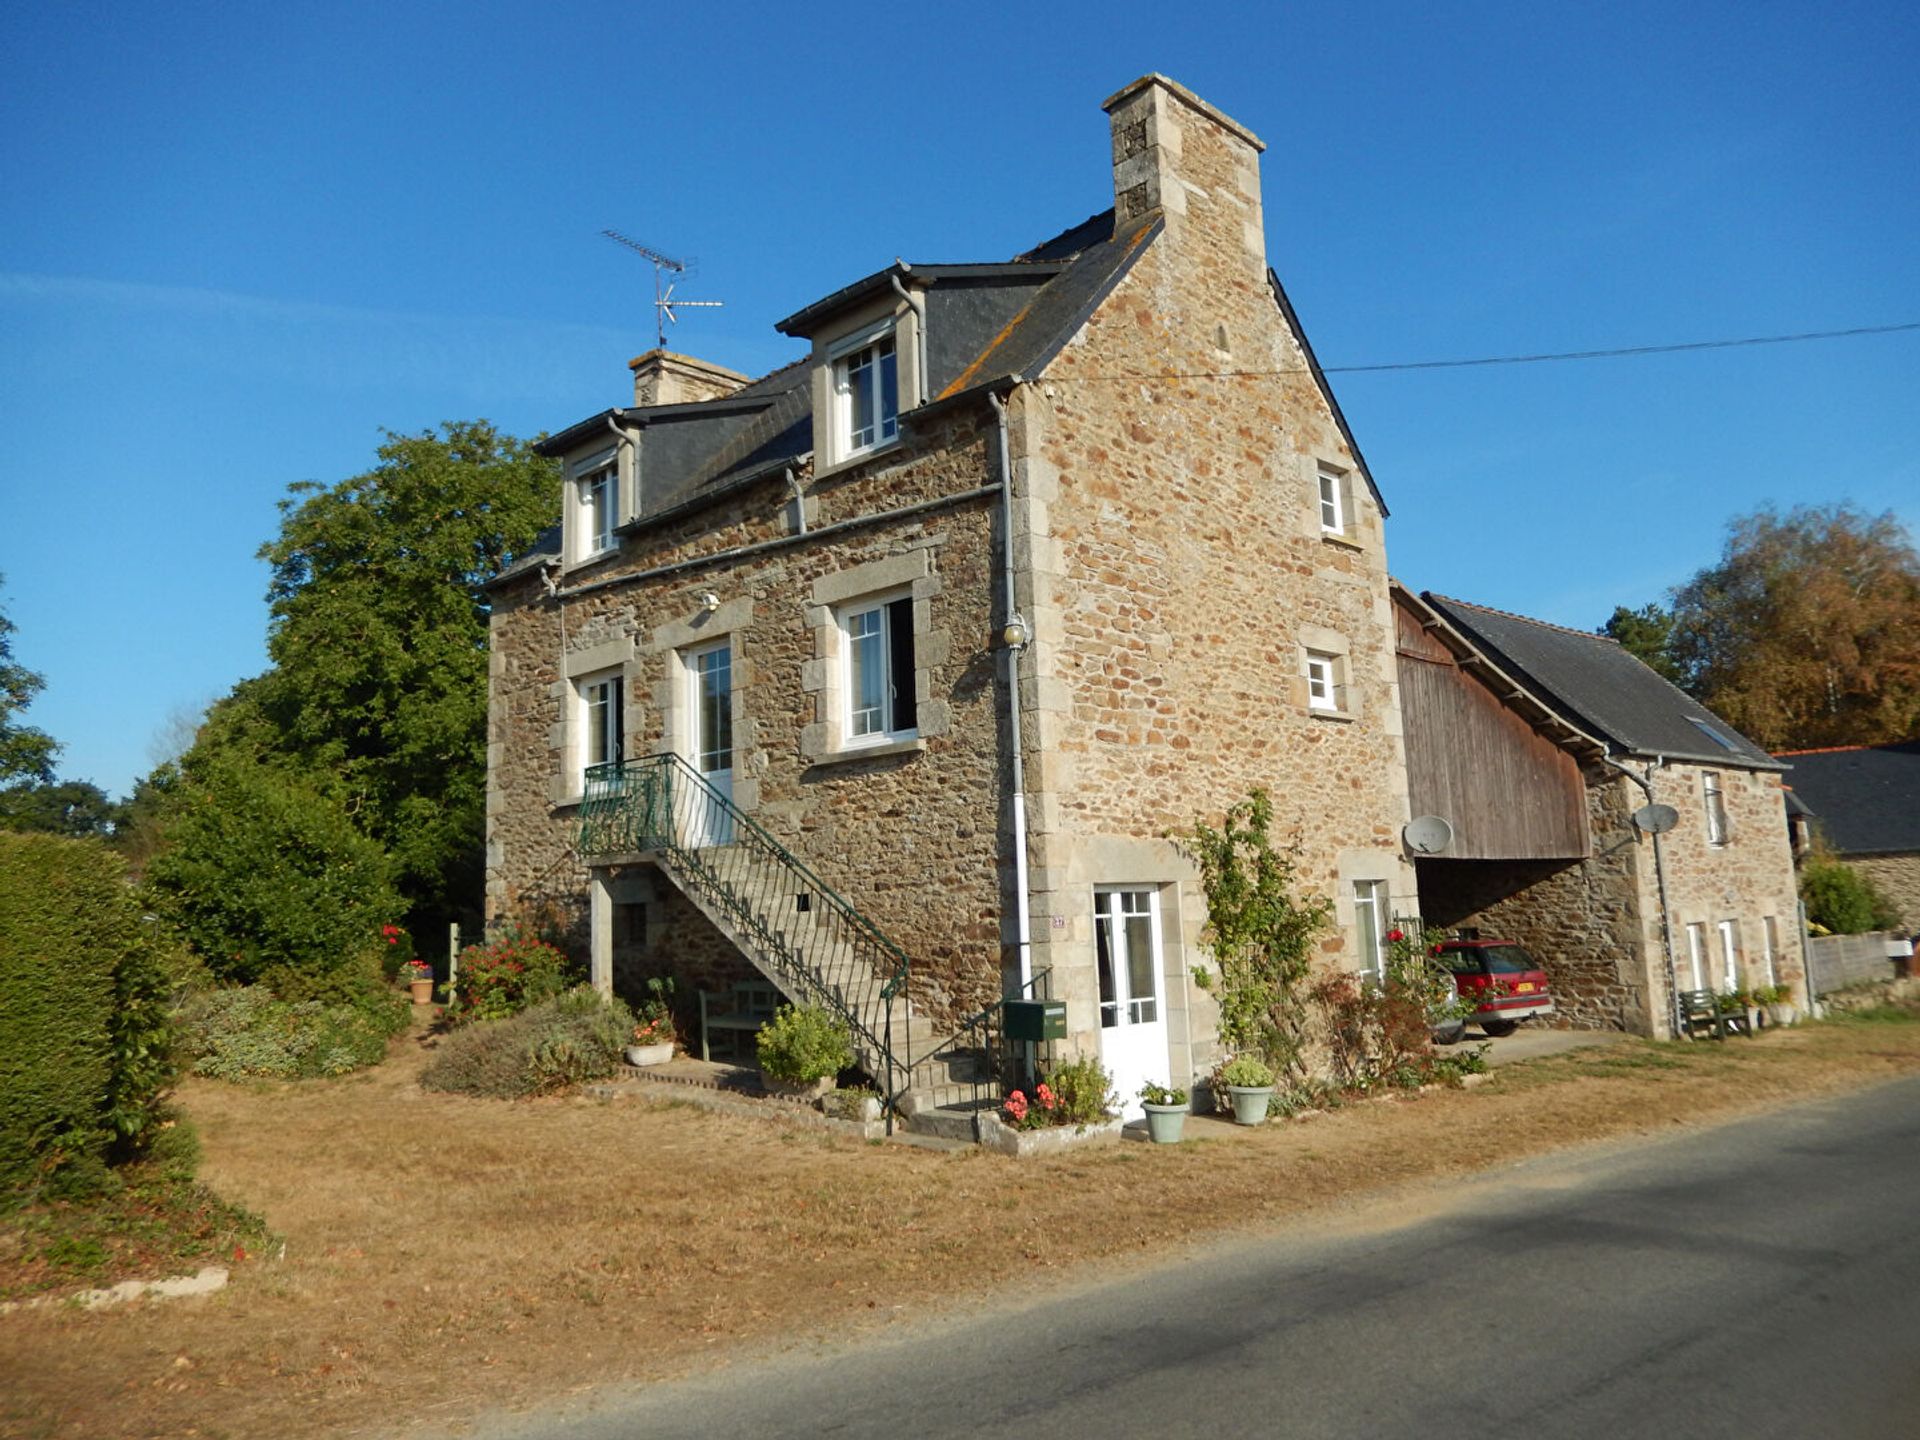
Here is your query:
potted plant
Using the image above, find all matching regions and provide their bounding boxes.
[1219,1054,1276,1125]
[755,1003,852,1100]
[1138,1081,1189,1144]
[624,977,677,1066]
[1736,986,1763,1034]
[402,958,434,1005]
[1755,983,1796,1026]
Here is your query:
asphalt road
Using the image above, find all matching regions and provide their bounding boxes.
[463,1076,1920,1440]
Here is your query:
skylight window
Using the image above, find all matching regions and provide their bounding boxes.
[1688,718,1737,751]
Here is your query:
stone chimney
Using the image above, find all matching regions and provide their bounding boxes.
[1103,74,1268,270]
[629,348,750,407]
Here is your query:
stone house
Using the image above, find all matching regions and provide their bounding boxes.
[1775,741,1920,930]
[1393,586,1806,1036]
[483,75,1420,1121]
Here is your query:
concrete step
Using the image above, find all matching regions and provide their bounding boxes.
[901,1097,999,1143]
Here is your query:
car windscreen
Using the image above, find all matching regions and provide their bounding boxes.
[1482,945,1539,974]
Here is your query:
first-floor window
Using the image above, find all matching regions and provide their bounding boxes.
[1685,922,1707,990]
[1306,650,1340,711]
[843,595,917,743]
[1716,919,1740,990]
[1353,879,1387,984]
[580,672,624,778]
[1703,771,1729,846]
[1318,466,1347,535]
[1095,889,1160,1027]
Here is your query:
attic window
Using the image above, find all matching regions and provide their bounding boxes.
[832,328,899,460]
[1688,717,1737,751]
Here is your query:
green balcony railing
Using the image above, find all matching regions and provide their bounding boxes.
[578,754,913,1124]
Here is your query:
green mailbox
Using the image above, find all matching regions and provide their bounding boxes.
[1002,998,1067,1042]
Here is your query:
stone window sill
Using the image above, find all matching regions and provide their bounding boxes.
[806,736,926,770]
[1309,708,1357,724]
[1319,531,1365,554]
[813,437,903,484]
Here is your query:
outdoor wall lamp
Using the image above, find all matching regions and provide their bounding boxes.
[699,591,721,614]
[1002,613,1032,649]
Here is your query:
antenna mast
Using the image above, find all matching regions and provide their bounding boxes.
[601,229,725,348]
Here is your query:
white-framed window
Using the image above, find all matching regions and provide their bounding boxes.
[832,327,899,460]
[577,671,624,781]
[1716,918,1740,990]
[1762,916,1780,988]
[1094,888,1160,1027]
[1318,465,1347,535]
[1685,922,1707,990]
[1352,879,1387,984]
[1305,650,1341,712]
[839,593,916,744]
[1703,771,1729,846]
[569,455,618,562]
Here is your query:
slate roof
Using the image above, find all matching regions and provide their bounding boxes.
[1772,742,1920,855]
[496,203,1385,584]
[1423,594,1783,771]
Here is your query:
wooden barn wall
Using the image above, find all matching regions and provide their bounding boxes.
[1394,600,1590,861]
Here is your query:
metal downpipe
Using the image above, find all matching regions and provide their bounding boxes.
[988,387,1034,1002]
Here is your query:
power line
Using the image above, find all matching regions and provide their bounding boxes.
[1046,320,1920,384]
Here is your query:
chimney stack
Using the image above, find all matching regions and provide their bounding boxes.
[1103,75,1268,270]
[629,349,750,407]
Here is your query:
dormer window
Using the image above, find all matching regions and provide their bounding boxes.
[832,327,899,460]
[569,451,618,563]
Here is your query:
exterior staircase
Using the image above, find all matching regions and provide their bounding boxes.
[577,754,1000,1132]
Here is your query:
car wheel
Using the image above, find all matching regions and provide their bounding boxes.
[1479,1019,1519,1038]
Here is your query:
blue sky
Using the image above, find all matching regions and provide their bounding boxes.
[2,0,1915,799]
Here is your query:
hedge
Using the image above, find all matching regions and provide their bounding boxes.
[0,833,177,1200]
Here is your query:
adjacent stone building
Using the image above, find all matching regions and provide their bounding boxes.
[1776,741,1920,929]
[1394,587,1806,1037]
[483,75,1418,1118]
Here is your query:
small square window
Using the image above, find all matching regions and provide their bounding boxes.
[841,594,917,744]
[1318,466,1346,535]
[1305,650,1341,711]
[833,331,899,459]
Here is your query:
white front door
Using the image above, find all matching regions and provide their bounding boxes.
[1095,888,1170,1121]
[685,640,733,847]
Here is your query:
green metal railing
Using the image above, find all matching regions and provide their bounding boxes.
[578,754,913,1124]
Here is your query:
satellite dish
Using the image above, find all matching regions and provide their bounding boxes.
[1633,803,1680,835]
[1403,815,1455,855]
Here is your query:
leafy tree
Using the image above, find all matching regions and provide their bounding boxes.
[169,422,558,936]
[1665,505,1920,750]
[0,779,126,838]
[1599,603,1684,686]
[141,748,401,994]
[0,576,57,787]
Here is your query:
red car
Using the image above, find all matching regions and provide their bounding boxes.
[1435,938,1556,1038]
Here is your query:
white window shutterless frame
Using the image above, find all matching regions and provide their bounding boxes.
[1094,888,1171,1121]
[833,331,899,459]
[841,594,917,744]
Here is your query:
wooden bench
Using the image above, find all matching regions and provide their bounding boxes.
[1679,988,1729,1041]
[698,980,782,1063]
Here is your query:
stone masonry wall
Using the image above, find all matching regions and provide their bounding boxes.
[1848,853,1920,930]
[487,405,1012,1024]
[1010,78,1416,1085]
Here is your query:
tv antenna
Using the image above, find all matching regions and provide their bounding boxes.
[601,229,725,348]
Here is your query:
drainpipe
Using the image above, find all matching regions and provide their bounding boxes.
[605,413,638,519]
[890,271,930,411]
[1605,752,1682,1038]
[987,386,1034,1001]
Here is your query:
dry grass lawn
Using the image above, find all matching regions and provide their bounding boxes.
[7,1009,1920,1440]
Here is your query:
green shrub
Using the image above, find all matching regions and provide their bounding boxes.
[450,923,573,1022]
[0,833,179,1203]
[421,988,635,1099]
[1801,858,1900,935]
[142,753,400,989]
[179,984,402,1080]
[1220,1054,1275,1088]
[1042,1054,1116,1123]
[755,1004,852,1082]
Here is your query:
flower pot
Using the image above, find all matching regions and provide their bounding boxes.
[1226,1085,1274,1126]
[1767,1002,1797,1026]
[624,1042,674,1067]
[408,978,433,1004]
[1142,1101,1187,1144]
[1746,1006,1764,1033]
